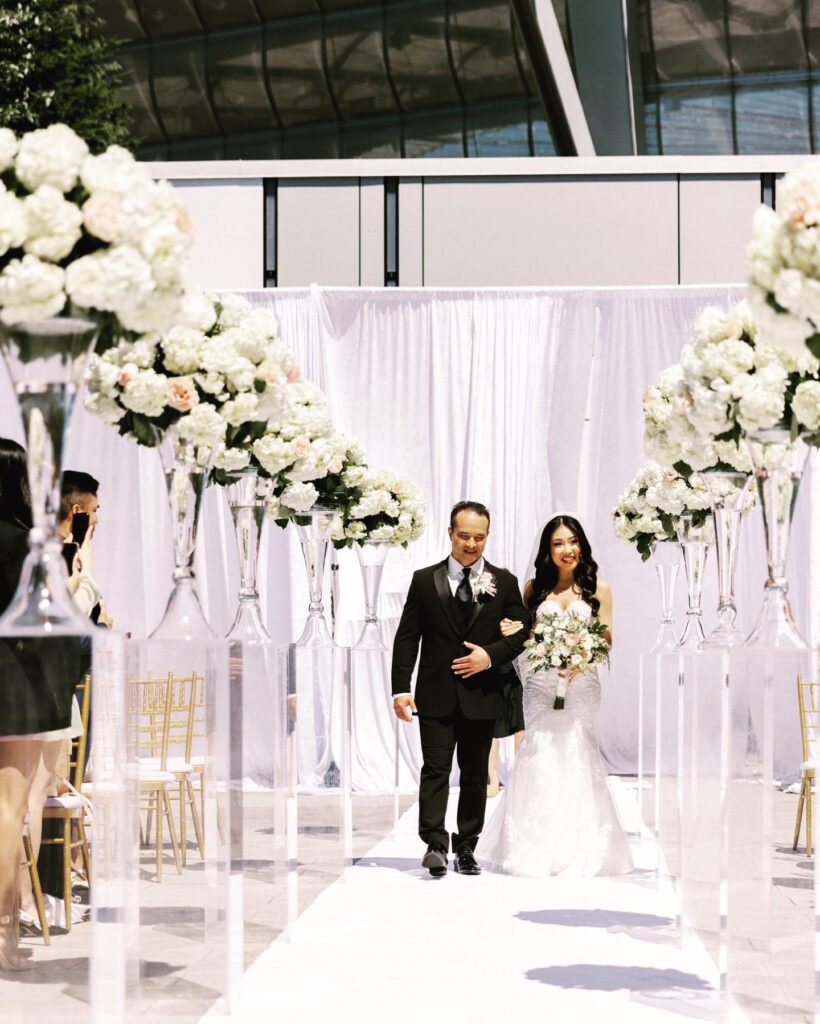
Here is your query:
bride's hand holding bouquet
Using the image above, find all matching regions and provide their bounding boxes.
[524,609,610,709]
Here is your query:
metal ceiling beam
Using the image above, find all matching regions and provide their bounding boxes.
[510,0,595,156]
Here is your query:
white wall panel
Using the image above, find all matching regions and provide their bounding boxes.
[172,179,263,289]
[422,176,678,286]
[679,175,761,284]
[360,178,384,287]
[398,178,423,286]
[277,179,360,286]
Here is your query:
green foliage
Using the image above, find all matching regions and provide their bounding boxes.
[0,0,131,152]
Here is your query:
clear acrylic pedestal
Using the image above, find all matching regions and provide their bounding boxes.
[288,645,351,923]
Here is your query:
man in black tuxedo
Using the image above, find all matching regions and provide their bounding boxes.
[392,501,527,877]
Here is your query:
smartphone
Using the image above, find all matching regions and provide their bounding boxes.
[62,541,79,576]
[72,511,90,547]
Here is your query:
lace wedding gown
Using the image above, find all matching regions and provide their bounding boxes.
[477,598,632,878]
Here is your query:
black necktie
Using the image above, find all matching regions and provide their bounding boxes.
[455,567,473,626]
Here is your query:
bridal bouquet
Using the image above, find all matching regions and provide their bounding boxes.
[677,302,820,449]
[85,289,298,463]
[524,609,610,709]
[612,461,711,560]
[746,162,820,361]
[0,124,191,343]
[331,467,426,548]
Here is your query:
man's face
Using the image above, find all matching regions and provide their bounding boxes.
[448,510,489,568]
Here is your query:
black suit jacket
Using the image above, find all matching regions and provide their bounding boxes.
[391,559,528,720]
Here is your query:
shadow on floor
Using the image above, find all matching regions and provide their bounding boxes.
[516,908,674,929]
[352,856,420,872]
[525,963,712,994]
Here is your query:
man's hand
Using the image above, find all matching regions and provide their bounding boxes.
[452,642,491,678]
[393,694,417,722]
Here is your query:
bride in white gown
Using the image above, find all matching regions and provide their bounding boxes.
[477,515,632,878]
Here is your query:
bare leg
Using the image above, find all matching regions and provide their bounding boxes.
[19,739,63,918]
[0,738,41,969]
[487,738,500,797]
[514,730,524,754]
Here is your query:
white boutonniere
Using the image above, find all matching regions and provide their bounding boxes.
[471,571,497,602]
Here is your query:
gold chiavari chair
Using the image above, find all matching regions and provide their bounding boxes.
[140,673,204,866]
[41,674,92,931]
[21,813,50,944]
[129,674,183,881]
[793,674,820,857]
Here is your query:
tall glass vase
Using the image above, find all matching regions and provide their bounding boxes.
[294,507,336,647]
[744,428,809,649]
[648,540,680,652]
[354,541,391,650]
[699,471,752,650]
[150,427,214,641]
[676,511,713,649]
[226,468,269,643]
[0,314,99,634]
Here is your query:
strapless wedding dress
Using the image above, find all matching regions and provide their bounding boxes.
[477,598,632,878]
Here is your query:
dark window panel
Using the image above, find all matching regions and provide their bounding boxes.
[135,0,203,39]
[225,132,283,158]
[281,123,341,158]
[193,0,261,32]
[151,39,223,140]
[646,0,729,80]
[208,32,277,134]
[466,99,530,156]
[324,13,399,119]
[94,0,147,42]
[321,0,382,11]
[449,1,527,104]
[655,84,734,153]
[167,136,226,159]
[728,0,807,75]
[403,108,465,157]
[340,120,402,157]
[386,3,462,111]
[642,98,662,153]
[255,1,320,20]
[116,50,166,145]
[265,22,337,125]
[735,80,811,152]
[511,14,538,96]
[529,98,557,154]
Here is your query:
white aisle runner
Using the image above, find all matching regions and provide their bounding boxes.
[211,781,726,1024]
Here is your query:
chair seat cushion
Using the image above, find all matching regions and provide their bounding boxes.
[802,761,816,772]
[138,756,193,775]
[138,770,177,786]
[44,793,85,810]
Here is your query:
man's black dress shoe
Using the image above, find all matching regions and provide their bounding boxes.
[453,845,481,875]
[421,842,448,877]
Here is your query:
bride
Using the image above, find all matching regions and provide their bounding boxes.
[477,515,632,877]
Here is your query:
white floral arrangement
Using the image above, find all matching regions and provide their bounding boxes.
[0,123,191,344]
[746,162,820,362]
[524,607,610,709]
[330,467,426,549]
[677,303,820,448]
[612,461,711,561]
[85,290,298,463]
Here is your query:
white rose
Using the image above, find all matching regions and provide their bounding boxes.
[121,369,169,417]
[344,521,367,540]
[792,380,820,432]
[22,185,83,262]
[15,124,89,192]
[82,191,124,243]
[0,255,66,324]
[0,186,27,257]
[0,128,17,171]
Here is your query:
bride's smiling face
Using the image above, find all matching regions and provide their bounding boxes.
[550,525,581,573]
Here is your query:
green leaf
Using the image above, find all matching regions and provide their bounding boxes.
[806,333,820,361]
[672,460,693,480]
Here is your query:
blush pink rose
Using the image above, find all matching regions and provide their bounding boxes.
[287,365,301,384]
[291,436,310,459]
[118,362,137,387]
[167,376,199,412]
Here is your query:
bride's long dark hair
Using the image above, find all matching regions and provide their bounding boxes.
[527,515,600,617]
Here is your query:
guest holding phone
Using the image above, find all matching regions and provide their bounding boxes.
[58,471,112,627]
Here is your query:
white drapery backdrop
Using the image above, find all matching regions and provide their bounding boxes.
[0,285,815,784]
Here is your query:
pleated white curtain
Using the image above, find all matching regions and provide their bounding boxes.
[1,285,815,784]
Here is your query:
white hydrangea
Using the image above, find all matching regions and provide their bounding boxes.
[177,402,226,448]
[252,434,294,476]
[161,325,206,374]
[0,254,66,324]
[84,390,126,425]
[179,286,217,332]
[66,245,154,313]
[120,369,169,417]
[213,445,251,472]
[792,380,820,432]
[0,185,27,258]
[80,145,143,195]
[14,124,89,192]
[280,481,319,514]
[217,292,252,327]
[22,185,84,262]
[117,286,183,335]
[0,128,18,171]
[222,392,259,426]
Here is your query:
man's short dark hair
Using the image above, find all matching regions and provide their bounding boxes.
[450,500,490,529]
[60,470,99,521]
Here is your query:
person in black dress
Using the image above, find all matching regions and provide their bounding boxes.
[391,501,527,877]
